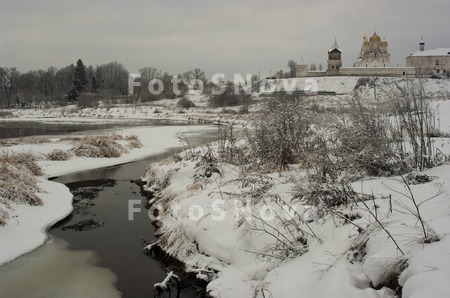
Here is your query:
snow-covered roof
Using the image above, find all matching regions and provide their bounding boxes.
[329,38,340,52]
[410,48,450,57]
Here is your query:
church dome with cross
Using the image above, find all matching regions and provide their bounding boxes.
[354,31,390,67]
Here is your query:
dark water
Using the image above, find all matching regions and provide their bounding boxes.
[48,129,220,298]
[0,119,190,139]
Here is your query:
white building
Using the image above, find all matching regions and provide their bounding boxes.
[295,35,415,78]
[406,40,450,77]
[354,32,390,67]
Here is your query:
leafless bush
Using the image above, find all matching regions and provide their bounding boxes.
[336,95,409,177]
[248,95,312,170]
[217,126,249,166]
[0,111,15,118]
[0,152,43,210]
[384,175,440,244]
[46,149,72,161]
[387,79,438,170]
[177,96,196,109]
[0,203,9,226]
[77,93,100,109]
[125,134,143,148]
[72,135,125,158]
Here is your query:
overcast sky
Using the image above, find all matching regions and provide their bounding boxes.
[1,0,449,78]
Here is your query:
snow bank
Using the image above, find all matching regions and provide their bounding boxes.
[140,140,450,298]
[0,179,73,264]
[262,165,450,298]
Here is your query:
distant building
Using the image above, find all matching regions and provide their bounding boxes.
[406,39,450,77]
[295,32,415,77]
[354,33,390,67]
[326,39,342,75]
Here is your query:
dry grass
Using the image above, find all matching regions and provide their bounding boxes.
[0,152,44,226]
[125,134,143,148]
[68,134,142,158]
[0,136,51,147]
[0,197,11,226]
[0,111,15,118]
[0,152,43,176]
[72,135,125,158]
[46,149,72,161]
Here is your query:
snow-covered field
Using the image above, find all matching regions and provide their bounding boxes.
[1,76,450,296]
[134,78,450,298]
[4,91,251,126]
[0,123,217,265]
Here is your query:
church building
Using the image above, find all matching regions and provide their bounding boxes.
[295,31,416,77]
[354,32,390,67]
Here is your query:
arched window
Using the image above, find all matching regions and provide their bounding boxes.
[436,59,440,65]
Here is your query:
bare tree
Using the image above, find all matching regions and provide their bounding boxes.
[287,60,297,77]
[0,67,20,107]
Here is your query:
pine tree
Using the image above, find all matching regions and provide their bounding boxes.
[91,76,98,93]
[73,59,88,93]
[66,85,78,102]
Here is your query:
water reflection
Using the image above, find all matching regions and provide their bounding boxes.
[0,238,121,298]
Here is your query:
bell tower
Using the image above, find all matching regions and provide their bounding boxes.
[327,38,342,75]
[419,36,425,51]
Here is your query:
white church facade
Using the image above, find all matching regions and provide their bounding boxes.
[354,32,390,67]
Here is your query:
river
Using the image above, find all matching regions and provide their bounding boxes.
[0,120,220,297]
[0,118,193,139]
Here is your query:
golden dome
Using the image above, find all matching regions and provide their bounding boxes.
[369,32,381,42]
[380,40,388,45]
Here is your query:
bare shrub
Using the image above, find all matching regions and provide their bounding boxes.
[0,152,43,176]
[248,95,312,170]
[77,93,100,109]
[387,79,438,170]
[0,111,15,118]
[176,97,196,109]
[125,134,143,148]
[217,126,248,166]
[46,149,72,161]
[336,95,409,177]
[0,200,10,226]
[0,152,43,209]
[209,83,251,107]
[72,135,124,158]
[384,175,441,244]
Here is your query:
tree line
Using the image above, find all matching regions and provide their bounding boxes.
[0,60,131,108]
[0,59,216,108]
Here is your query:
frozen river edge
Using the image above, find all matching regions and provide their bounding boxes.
[0,121,218,265]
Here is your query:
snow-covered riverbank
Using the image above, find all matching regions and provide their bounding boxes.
[139,141,450,298]
[0,123,218,265]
